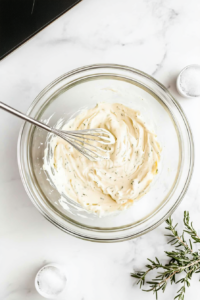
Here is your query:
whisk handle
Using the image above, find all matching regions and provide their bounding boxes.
[0,102,52,132]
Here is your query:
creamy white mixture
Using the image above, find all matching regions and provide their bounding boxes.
[43,103,161,215]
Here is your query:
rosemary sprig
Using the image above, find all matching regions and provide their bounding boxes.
[131,211,200,300]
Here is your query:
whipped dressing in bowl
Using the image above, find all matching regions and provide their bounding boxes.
[43,103,161,216]
[18,65,193,241]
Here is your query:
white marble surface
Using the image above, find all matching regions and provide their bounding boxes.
[1,0,200,299]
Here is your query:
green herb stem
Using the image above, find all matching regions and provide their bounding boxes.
[131,211,200,300]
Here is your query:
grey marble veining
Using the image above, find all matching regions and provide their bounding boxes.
[1,0,200,299]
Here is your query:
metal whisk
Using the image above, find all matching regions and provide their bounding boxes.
[0,102,115,161]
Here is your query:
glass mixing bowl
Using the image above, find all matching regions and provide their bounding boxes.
[18,64,194,242]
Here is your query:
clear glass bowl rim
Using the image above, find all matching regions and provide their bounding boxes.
[17,63,194,242]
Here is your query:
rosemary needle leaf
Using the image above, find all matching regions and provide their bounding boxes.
[131,211,200,300]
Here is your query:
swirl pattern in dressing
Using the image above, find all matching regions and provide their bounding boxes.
[43,103,161,215]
